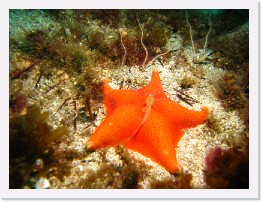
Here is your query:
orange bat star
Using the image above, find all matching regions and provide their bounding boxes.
[86,70,208,173]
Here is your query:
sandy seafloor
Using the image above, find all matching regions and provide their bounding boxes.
[9,10,249,189]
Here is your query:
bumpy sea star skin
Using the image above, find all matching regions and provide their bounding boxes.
[86,70,209,173]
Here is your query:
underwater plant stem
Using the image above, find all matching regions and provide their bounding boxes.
[119,30,127,68]
[65,100,78,131]
[86,95,94,121]
[43,76,67,95]
[204,17,212,53]
[146,50,178,68]
[185,10,195,56]
[10,57,45,80]
[53,96,71,117]
[35,69,43,88]
[173,88,199,105]
[137,17,148,67]
[72,100,77,132]
[68,109,78,124]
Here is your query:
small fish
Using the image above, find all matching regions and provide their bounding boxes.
[141,94,154,125]
[135,93,155,134]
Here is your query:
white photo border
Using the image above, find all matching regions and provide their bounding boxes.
[1,0,259,199]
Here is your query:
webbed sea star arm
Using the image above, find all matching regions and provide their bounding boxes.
[155,98,208,129]
[126,109,182,173]
[103,79,143,116]
[86,105,144,150]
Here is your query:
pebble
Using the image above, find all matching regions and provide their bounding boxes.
[35,177,50,189]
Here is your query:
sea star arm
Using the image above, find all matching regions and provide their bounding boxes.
[138,70,166,97]
[86,105,144,150]
[125,110,182,173]
[155,98,209,129]
[103,79,143,116]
